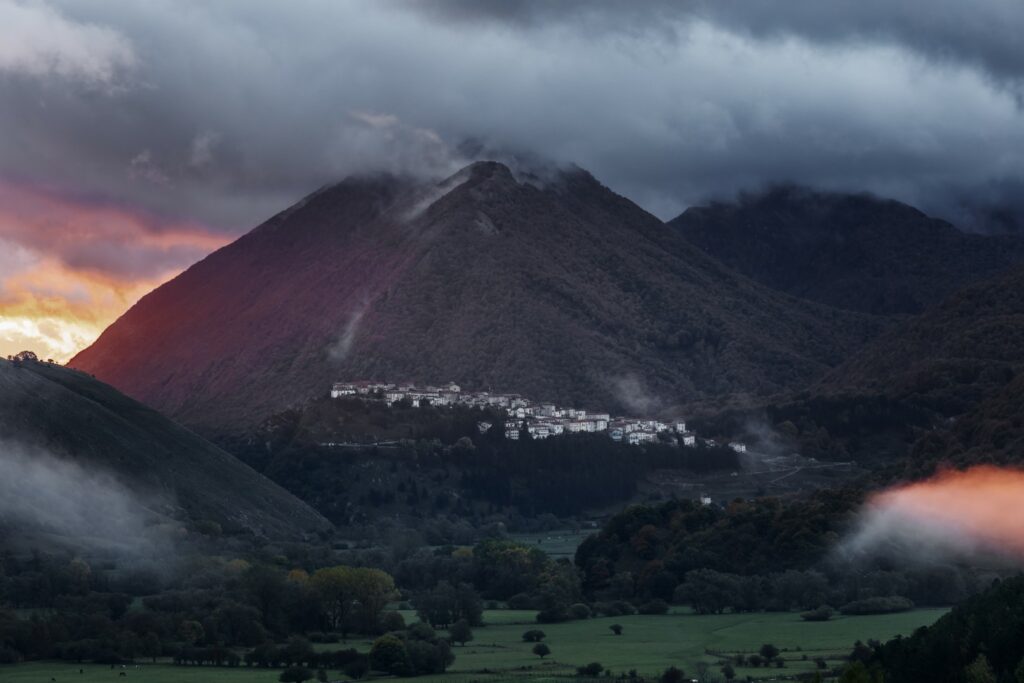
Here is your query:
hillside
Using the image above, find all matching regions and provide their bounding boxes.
[0,358,330,541]
[70,162,881,434]
[670,186,1024,315]
[822,264,1024,416]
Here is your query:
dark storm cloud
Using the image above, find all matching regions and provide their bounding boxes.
[0,0,1022,259]
[407,0,1024,87]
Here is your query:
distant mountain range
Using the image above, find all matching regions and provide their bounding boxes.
[71,162,881,434]
[671,186,1024,315]
[0,358,329,543]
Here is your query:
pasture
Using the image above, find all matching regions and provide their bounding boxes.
[0,607,948,683]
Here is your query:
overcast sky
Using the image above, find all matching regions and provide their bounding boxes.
[1,0,1023,359]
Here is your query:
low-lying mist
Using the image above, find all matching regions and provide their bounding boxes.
[0,440,176,558]
[840,465,1024,565]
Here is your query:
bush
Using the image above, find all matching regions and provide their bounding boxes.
[568,603,592,619]
[839,596,914,615]
[380,611,406,632]
[609,624,623,636]
[800,605,834,621]
[508,593,534,610]
[660,666,686,683]
[577,662,604,677]
[638,599,669,615]
[279,666,314,682]
[522,629,547,643]
[344,657,370,679]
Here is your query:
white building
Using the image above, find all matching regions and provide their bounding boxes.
[729,441,747,453]
[680,433,697,446]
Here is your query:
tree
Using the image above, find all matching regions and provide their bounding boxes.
[349,568,397,634]
[522,629,547,642]
[311,566,357,634]
[178,620,204,645]
[660,666,685,683]
[610,624,623,636]
[721,663,736,680]
[279,667,314,683]
[369,634,408,676]
[140,632,161,663]
[577,662,604,677]
[759,643,780,660]
[964,654,997,683]
[533,643,551,659]
[449,619,473,646]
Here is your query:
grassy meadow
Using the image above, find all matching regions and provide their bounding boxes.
[0,607,947,682]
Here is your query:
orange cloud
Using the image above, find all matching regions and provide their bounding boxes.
[850,465,1024,561]
[0,181,229,362]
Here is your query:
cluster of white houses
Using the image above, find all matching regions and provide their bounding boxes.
[331,381,747,452]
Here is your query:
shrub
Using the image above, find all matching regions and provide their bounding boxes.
[800,605,834,622]
[568,603,592,620]
[609,624,623,636]
[522,629,547,643]
[380,611,406,632]
[279,666,314,682]
[660,666,686,683]
[839,596,914,615]
[577,662,604,677]
[344,657,369,679]
[508,593,534,610]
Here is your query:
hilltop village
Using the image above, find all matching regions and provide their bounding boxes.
[332,381,747,452]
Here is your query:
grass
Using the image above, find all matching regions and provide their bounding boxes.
[507,531,593,562]
[0,608,948,683]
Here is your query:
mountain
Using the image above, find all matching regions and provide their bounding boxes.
[0,357,330,540]
[822,264,1024,416]
[71,161,881,434]
[670,186,1024,315]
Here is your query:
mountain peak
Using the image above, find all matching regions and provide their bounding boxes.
[71,167,880,434]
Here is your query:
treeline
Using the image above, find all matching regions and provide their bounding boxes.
[0,535,581,672]
[690,393,933,463]
[576,494,862,581]
[226,398,739,524]
[574,496,1000,613]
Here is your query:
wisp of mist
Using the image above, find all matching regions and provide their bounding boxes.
[839,465,1024,564]
[0,440,171,556]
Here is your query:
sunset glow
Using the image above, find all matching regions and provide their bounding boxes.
[0,181,228,362]
[863,466,1024,560]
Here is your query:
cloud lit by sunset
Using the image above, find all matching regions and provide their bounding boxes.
[846,466,1024,562]
[0,181,227,362]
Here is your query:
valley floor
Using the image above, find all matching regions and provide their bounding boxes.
[1,608,948,683]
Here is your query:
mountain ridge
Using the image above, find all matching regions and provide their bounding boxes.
[71,161,882,434]
[670,185,1024,315]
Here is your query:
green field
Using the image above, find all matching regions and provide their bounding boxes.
[0,608,947,682]
[508,530,593,561]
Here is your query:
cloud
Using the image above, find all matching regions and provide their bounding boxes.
[0,0,135,85]
[0,181,227,361]
[839,466,1024,565]
[0,440,171,554]
[0,0,1023,366]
